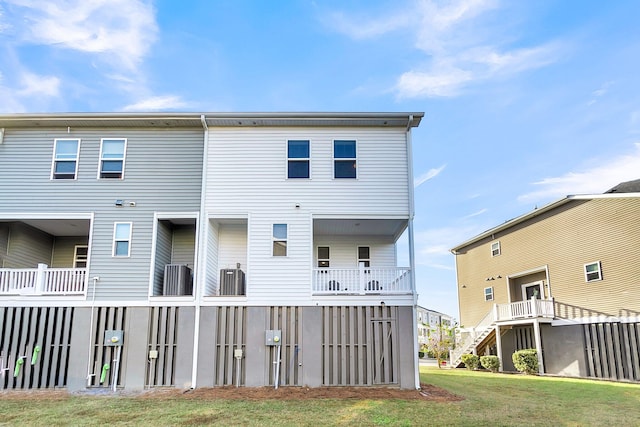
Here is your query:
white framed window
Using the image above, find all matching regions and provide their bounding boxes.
[491,241,501,257]
[317,246,330,267]
[99,138,127,179]
[334,140,357,179]
[484,286,494,301]
[357,246,370,267]
[73,245,88,268]
[287,140,310,179]
[51,139,80,180]
[272,224,287,256]
[113,222,132,257]
[584,261,602,282]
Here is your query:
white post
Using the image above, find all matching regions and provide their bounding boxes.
[533,319,545,374]
[531,295,538,317]
[493,303,499,322]
[358,262,366,295]
[495,324,503,372]
[35,263,47,294]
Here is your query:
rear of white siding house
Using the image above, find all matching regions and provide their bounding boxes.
[0,113,423,391]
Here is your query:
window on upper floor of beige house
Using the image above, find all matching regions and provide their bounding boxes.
[584,261,602,282]
[491,241,501,257]
[484,286,494,301]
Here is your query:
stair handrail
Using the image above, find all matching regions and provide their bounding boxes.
[450,307,496,365]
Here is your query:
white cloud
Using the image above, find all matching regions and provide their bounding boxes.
[327,10,410,39]
[415,164,446,187]
[326,0,560,99]
[415,224,486,259]
[17,71,60,97]
[122,95,191,112]
[587,81,614,106]
[518,142,640,203]
[4,0,157,71]
[463,208,487,219]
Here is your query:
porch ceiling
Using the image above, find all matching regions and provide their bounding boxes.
[313,219,407,238]
[11,219,90,236]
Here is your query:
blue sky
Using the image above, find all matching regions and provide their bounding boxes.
[1,0,640,319]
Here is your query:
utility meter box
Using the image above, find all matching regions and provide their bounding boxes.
[104,330,124,346]
[265,330,282,346]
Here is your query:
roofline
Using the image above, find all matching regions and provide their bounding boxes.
[450,192,640,253]
[0,112,424,128]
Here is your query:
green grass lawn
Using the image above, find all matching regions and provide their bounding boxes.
[1,367,639,426]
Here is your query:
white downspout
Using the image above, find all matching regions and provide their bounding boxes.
[406,115,420,389]
[190,114,209,389]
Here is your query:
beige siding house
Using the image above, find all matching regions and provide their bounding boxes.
[451,181,640,381]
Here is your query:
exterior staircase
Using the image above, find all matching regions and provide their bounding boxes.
[450,297,555,367]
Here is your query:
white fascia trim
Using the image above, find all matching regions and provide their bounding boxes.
[0,212,93,220]
[507,265,548,279]
[551,316,640,326]
[155,212,199,219]
[311,214,408,220]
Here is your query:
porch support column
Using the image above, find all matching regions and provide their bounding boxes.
[495,324,503,372]
[533,319,545,374]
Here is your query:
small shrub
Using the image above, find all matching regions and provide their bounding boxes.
[512,349,538,374]
[460,354,480,370]
[480,355,500,372]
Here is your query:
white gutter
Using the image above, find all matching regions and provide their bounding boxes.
[405,114,421,390]
[0,128,4,144]
[190,114,209,389]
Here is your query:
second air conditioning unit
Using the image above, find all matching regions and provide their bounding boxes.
[220,264,246,296]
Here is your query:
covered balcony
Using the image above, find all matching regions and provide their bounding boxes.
[312,217,412,297]
[0,218,90,296]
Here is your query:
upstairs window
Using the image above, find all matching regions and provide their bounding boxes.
[287,140,310,178]
[358,246,370,267]
[584,261,602,282]
[317,246,330,267]
[484,287,494,301]
[113,222,132,257]
[99,138,126,179]
[334,140,356,178]
[491,241,501,257]
[273,224,287,256]
[51,139,80,180]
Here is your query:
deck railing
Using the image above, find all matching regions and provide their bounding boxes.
[0,264,87,295]
[312,267,412,295]
[450,297,555,366]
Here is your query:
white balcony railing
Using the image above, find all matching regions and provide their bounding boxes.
[312,267,412,295]
[0,264,87,295]
[450,297,555,367]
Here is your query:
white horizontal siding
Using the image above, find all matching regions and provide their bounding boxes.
[245,211,312,304]
[205,127,410,216]
[218,223,247,271]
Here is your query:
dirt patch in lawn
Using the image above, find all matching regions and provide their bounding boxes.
[139,383,463,402]
[0,383,463,402]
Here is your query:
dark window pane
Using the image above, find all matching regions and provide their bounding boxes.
[55,161,76,174]
[273,241,287,256]
[334,140,356,158]
[288,160,309,178]
[102,160,123,172]
[288,140,309,158]
[358,246,370,259]
[318,260,330,268]
[318,246,329,259]
[335,160,356,178]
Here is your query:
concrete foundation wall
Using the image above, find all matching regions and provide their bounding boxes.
[541,324,587,377]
